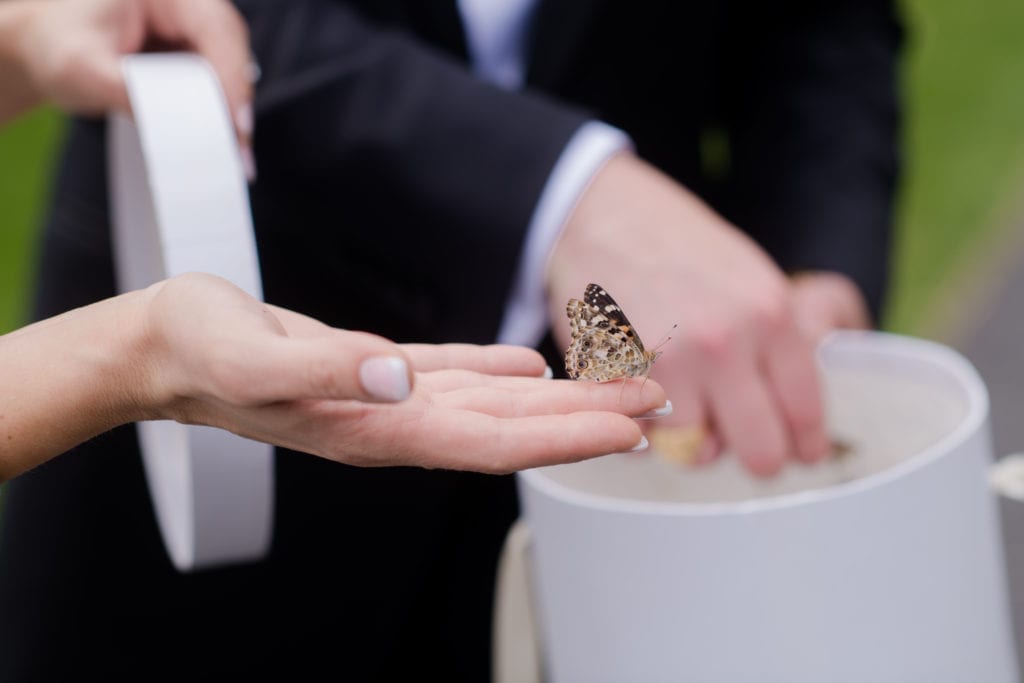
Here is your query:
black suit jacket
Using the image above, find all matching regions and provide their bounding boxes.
[0,1,901,680]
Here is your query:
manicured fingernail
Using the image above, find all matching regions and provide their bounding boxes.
[628,435,649,453]
[240,144,257,183]
[637,400,673,419]
[235,103,254,138]
[359,356,410,402]
[245,59,262,84]
[543,365,554,379]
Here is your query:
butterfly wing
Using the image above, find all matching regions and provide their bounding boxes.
[565,284,653,381]
[565,297,601,379]
[583,283,648,354]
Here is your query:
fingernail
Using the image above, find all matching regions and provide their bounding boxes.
[543,365,554,379]
[628,435,649,453]
[240,144,257,183]
[637,399,673,419]
[245,59,262,84]
[235,102,254,139]
[359,356,411,402]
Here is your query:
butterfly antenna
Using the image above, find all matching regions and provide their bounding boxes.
[652,323,678,353]
[638,324,676,403]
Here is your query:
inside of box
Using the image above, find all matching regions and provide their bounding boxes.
[539,363,971,504]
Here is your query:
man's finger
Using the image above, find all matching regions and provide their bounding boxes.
[764,331,829,463]
[705,356,790,477]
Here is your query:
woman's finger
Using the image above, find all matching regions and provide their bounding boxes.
[210,329,414,404]
[354,408,649,473]
[402,343,547,375]
[428,376,668,418]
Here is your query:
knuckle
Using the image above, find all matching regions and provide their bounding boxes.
[746,284,793,337]
[169,271,216,292]
[690,322,739,364]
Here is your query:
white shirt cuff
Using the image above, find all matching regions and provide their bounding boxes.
[495,120,634,346]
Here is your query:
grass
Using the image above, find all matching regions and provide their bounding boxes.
[884,0,1024,334]
[0,107,65,334]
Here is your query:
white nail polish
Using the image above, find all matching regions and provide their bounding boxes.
[543,366,554,379]
[628,435,649,453]
[637,400,673,419]
[245,59,262,84]
[359,357,411,402]
[240,145,257,183]
[235,103,254,138]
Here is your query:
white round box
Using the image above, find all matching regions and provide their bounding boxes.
[506,331,1019,683]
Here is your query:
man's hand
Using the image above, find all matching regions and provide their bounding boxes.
[547,152,868,476]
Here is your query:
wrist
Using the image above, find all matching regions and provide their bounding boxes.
[122,279,186,423]
[0,285,162,480]
[498,121,632,346]
[547,150,628,259]
[544,151,632,297]
[0,1,48,121]
[545,152,689,297]
[97,284,168,425]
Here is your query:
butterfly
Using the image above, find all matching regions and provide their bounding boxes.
[564,283,671,383]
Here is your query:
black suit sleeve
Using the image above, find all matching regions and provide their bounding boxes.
[719,0,903,321]
[237,0,590,342]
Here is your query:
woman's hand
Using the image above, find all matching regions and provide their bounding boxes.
[139,273,664,474]
[2,0,254,160]
[1,273,666,482]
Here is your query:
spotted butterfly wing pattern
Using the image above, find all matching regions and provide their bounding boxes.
[565,283,661,381]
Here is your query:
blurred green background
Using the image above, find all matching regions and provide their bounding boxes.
[0,108,63,334]
[888,0,1024,336]
[1,0,1024,339]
